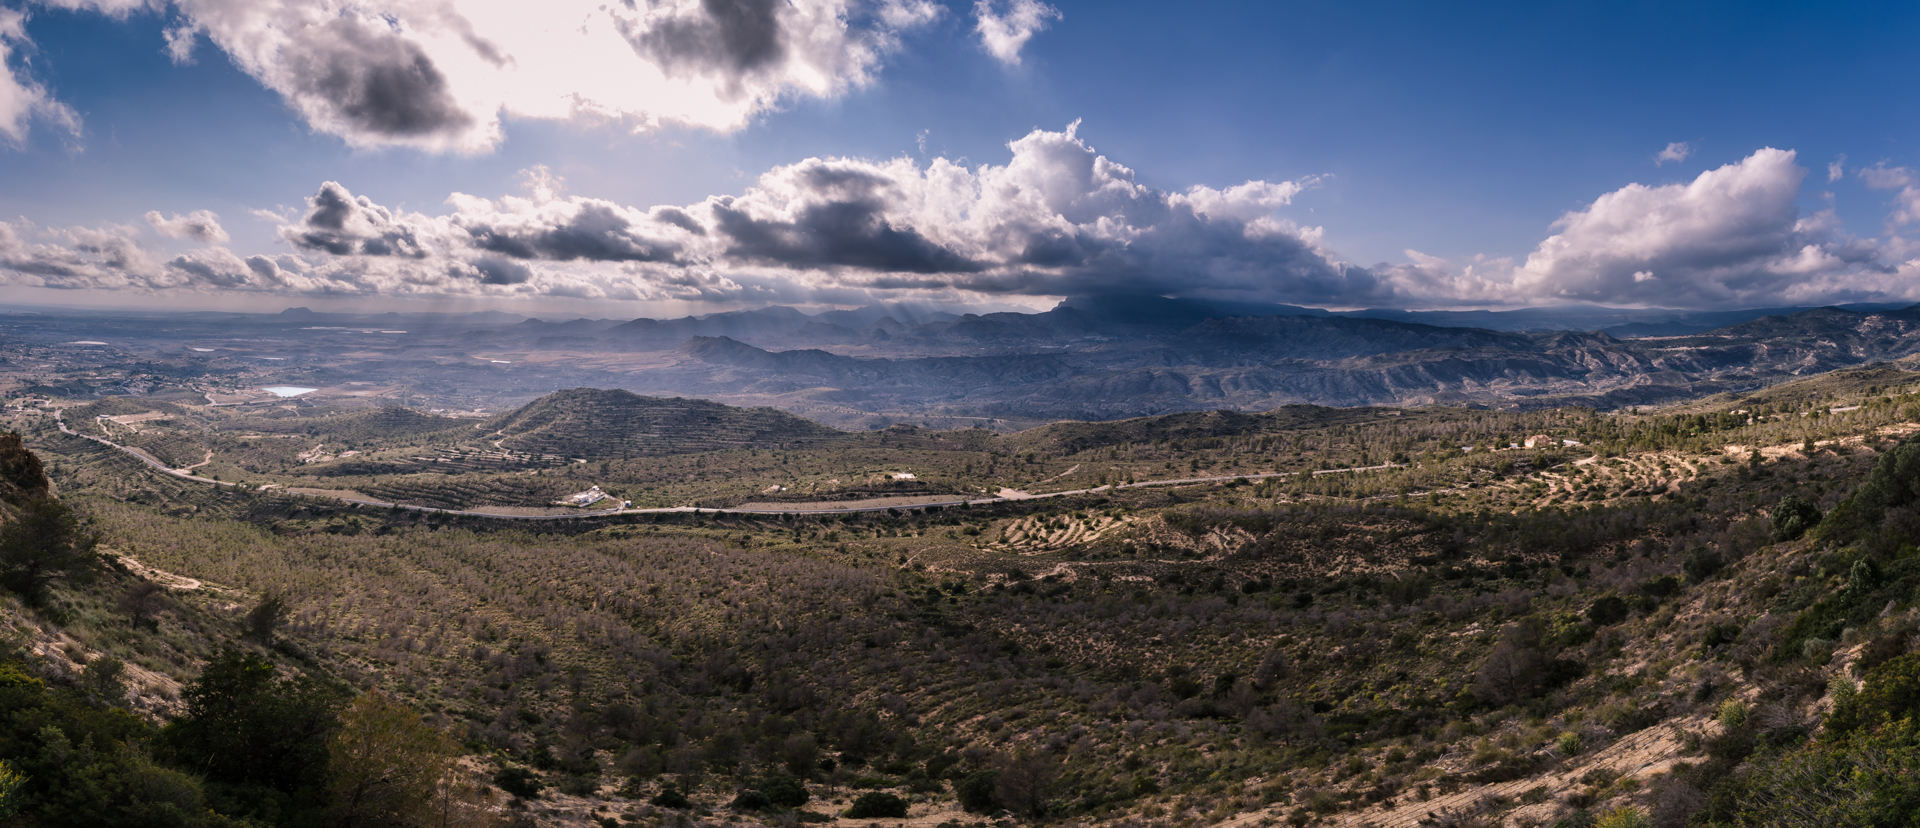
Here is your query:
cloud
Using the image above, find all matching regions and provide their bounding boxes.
[1859,163,1920,228]
[14,131,1917,312]
[1384,148,1913,309]
[144,210,230,243]
[65,0,939,152]
[1829,155,1846,182]
[974,0,1060,66]
[1655,142,1691,164]
[226,122,1363,305]
[281,181,433,257]
[0,8,80,146]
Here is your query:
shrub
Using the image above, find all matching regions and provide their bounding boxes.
[1772,495,1822,542]
[1717,700,1748,729]
[1826,653,1920,738]
[957,770,1000,812]
[845,792,908,819]
[730,790,772,811]
[493,766,542,800]
[1683,548,1723,582]
[762,775,810,808]
[1593,806,1651,828]
[1588,596,1630,626]
[649,784,691,809]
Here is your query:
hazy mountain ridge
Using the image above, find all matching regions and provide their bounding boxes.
[647,303,1920,417]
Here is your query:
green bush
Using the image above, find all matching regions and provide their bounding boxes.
[845,791,908,819]
[1826,653,1920,738]
[762,775,810,808]
[1772,494,1823,542]
[1816,437,1920,544]
[957,770,1001,812]
[1729,719,1920,824]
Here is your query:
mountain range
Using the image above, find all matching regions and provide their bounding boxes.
[459,297,1920,421]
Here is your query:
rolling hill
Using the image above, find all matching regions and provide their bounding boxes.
[484,387,845,459]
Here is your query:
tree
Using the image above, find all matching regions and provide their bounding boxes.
[329,690,457,828]
[0,758,24,820]
[119,581,169,629]
[80,655,128,709]
[0,433,50,504]
[160,649,346,819]
[956,770,1000,813]
[0,497,98,605]
[244,592,291,643]
[992,751,1059,819]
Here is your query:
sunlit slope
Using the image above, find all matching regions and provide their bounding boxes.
[483,387,845,459]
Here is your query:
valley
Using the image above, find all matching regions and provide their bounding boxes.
[3,347,1920,827]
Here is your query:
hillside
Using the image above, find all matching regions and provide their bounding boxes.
[6,368,1920,826]
[484,387,845,459]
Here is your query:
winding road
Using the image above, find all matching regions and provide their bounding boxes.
[51,408,1403,520]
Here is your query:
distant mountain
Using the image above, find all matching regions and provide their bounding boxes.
[644,305,1920,418]
[484,388,842,459]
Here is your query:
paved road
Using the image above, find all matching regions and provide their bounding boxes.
[50,409,1403,519]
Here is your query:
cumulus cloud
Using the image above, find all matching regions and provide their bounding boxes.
[974,0,1059,66]
[248,122,1367,305]
[15,131,1920,312]
[36,0,938,152]
[144,210,229,243]
[1382,148,1912,308]
[1829,155,1846,182]
[0,8,79,146]
[1655,142,1691,164]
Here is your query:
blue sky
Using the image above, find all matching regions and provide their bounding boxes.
[1,0,1917,315]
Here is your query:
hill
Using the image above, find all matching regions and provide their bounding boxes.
[484,387,845,459]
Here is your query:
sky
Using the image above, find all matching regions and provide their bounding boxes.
[1,0,1918,317]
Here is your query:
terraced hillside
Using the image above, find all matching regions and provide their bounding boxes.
[483,387,845,459]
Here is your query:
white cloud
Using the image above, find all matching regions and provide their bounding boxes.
[14,134,1920,312]
[0,8,79,146]
[1655,142,1691,165]
[241,123,1360,304]
[1829,154,1846,182]
[14,0,946,153]
[1510,148,1835,306]
[144,209,230,243]
[1382,148,1915,309]
[1859,163,1920,228]
[974,0,1060,66]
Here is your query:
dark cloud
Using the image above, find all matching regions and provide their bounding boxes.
[285,19,473,140]
[633,0,787,83]
[286,182,431,259]
[471,257,533,285]
[714,199,983,274]
[462,203,683,263]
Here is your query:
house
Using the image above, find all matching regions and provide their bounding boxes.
[1523,435,1554,448]
[556,486,610,507]
[891,472,917,480]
